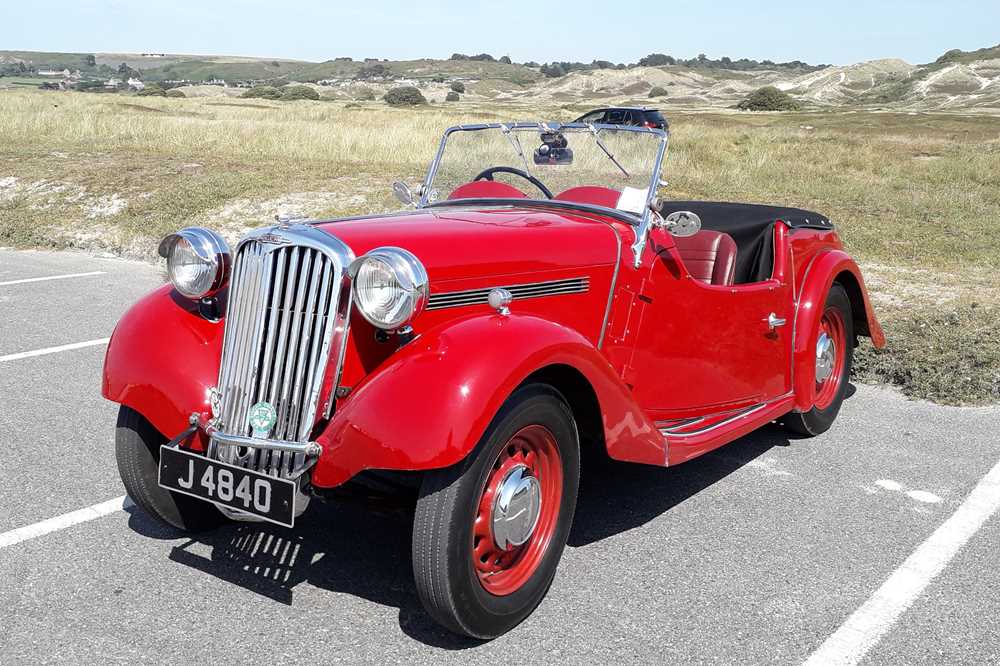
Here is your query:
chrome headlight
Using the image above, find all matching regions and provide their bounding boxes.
[350,247,428,330]
[157,227,230,299]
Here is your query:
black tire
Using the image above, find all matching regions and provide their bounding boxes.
[783,283,854,436]
[412,384,580,639]
[115,405,227,532]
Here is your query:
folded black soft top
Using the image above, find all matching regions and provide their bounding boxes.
[659,200,831,231]
[658,201,832,284]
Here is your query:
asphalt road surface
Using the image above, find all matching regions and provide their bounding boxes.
[1,247,999,664]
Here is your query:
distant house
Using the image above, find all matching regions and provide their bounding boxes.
[105,77,122,89]
[205,78,226,86]
[38,68,71,77]
[127,77,145,91]
[141,53,167,58]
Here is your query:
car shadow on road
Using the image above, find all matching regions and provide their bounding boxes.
[569,422,792,546]
[128,418,811,649]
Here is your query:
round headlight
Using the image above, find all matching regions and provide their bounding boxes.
[157,227,230,299]
[351,247,428,331]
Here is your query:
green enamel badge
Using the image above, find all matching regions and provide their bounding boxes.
[248,401,277,439]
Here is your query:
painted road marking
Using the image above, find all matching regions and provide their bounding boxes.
[0,271,106,287]
[0,496,130,550]
[804,457,1000,666]
[0,338,110,363]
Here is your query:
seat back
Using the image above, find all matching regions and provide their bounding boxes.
[673,230,738,285]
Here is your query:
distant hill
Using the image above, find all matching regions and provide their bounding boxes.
[2,46,999,111]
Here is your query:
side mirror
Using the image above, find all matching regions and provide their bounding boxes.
[662,210,701,237]
[392,181,415,207]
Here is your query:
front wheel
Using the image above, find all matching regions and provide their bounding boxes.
[783,283,854,436]
[412,384,580,639]
[116,405,227,532]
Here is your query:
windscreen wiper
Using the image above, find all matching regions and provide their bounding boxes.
[500,124,531,173]
[586,123,630,178]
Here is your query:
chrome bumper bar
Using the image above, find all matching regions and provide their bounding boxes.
[206,429,323,457]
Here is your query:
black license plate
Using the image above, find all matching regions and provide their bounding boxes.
[158,446,296,528]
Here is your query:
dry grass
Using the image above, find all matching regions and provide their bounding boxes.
[2,90,999,403]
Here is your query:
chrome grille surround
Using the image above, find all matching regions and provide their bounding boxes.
[207,224,354,479]
[426,277,589,311]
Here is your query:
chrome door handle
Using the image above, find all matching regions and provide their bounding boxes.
[765,313,787,329]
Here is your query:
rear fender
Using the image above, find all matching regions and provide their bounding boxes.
[311,313,664,488]
[102,285,222,441]
[792,250,885,411]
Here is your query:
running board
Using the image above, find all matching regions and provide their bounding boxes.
[658,394,796,466]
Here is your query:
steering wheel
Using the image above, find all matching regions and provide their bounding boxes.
[473,166,553,199]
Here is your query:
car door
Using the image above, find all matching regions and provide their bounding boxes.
[624,226,793,419]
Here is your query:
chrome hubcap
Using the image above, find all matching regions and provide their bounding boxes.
[816,332,836,383]
[491,464,542,551]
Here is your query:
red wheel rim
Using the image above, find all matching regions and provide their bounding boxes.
[814,307,847,410]
[472,425,562,596]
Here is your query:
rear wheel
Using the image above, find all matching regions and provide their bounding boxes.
[412,384,580,639]
[116,405,227,532]
[783,283,854,436]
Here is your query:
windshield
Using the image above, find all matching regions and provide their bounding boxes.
[420,123,667,219]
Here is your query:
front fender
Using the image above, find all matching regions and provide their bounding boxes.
[311,313,664,488]
[792,249,886,411]
[102,284,222,440]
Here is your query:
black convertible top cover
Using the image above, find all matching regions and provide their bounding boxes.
[659,200,831,230]
[658,201,832,283]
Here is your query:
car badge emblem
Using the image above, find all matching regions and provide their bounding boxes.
[258,232,290,245]
[248,402,277,439]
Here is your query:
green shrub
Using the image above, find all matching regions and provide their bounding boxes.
[737,86,801,111]
[383,86,426,106]
[280,85,320,101]
[446,91,460,102]
[854,303,1000,405]
[242,85,282,100]
[648,86,668,98]
[450,81,465,93]
[137,85,166,97]
[354,87,375,101]
[165,89,185,98]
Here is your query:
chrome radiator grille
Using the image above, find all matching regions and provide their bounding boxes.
[208,226,353,478]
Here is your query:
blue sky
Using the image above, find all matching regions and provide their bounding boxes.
[2,0,997,66]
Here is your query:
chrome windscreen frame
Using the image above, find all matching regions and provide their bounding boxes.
[417,121,669,267]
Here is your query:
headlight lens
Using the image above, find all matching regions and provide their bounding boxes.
[352,247,428,330]
[157,227,230,299]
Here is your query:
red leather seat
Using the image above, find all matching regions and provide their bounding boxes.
[673,230,738,286]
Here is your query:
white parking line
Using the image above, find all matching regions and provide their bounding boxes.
[0,271,106,287]
[0,496,131,550]
[804,457,1000,666]
[0,337,110,363]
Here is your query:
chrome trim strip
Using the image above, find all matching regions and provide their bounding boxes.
[655,416,706,430]
[658,403,768,438]
[427,277,589,311]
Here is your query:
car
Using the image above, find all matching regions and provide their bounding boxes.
[574,106,668,129]
[103,120,885,639]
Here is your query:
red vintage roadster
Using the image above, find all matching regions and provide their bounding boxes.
[103,121,884,638]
